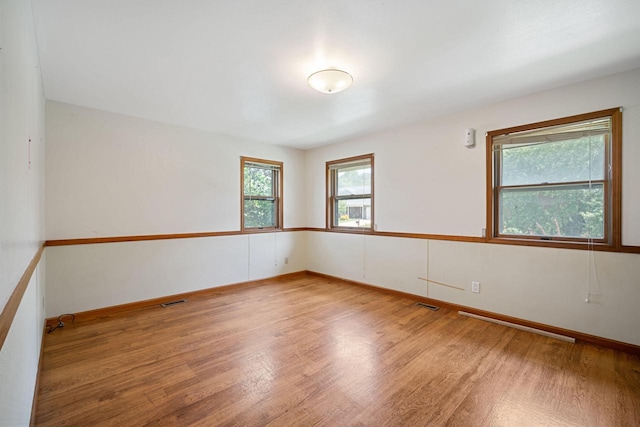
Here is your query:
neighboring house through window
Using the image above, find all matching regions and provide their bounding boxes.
[241,157,283,231]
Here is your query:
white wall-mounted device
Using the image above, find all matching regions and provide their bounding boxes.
[465,128,476,148]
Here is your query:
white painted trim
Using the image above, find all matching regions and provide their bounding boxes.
[458,311,576,343]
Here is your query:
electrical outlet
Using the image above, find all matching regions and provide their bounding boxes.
[471,281,480,293]
[284,257,289,264]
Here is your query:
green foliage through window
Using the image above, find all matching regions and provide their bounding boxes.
[489,110,618,244]
[500,185,604,238]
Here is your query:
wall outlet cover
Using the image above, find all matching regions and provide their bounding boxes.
[471,281,480,293]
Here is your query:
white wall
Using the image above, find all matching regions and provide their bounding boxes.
[45,102,308,316]
[46,232,306,316]
[44,66,640,348]
[0,0,47,425]
[0,264,46,426]
[46,101,307,239]
[306,68,640,243]
[307,234,640,345]
[305,68,640,346]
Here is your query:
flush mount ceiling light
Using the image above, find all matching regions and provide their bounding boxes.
[307,69,353,94]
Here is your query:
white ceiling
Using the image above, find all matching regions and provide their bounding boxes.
[32,0,640,149]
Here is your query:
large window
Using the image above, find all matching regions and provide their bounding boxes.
[327,154,374,231]
[241,157,282,231]
[487,108,621,247]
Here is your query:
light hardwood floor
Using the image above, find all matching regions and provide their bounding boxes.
[35,273,640,426]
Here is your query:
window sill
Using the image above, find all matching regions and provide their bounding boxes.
[242,228,283,234]
[326,227,374,234]
[485,237,618,252]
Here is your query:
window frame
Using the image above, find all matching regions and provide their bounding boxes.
[326,153,375,232]
[486,108,622,250]
[241,157,283,232]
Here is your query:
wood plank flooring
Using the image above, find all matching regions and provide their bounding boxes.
[35,273,640,426]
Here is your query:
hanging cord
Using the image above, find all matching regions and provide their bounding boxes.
[362,227,367,279]
[47,313,75,333]
[426,240,430,298]
[586,133,593,302]
[274,232,278,267]
[585,131,602,303]
[362,173,368,279]
[586,236,594,303]
[247,234,251,280]
[585,242,602,303]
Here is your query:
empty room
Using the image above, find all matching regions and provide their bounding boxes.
[2,0,640,425]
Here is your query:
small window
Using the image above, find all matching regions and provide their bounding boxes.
[241,157,283,231]
[327,154,374,231]
[487,108,621,247]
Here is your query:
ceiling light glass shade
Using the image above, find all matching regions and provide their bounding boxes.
[307,69,353,94]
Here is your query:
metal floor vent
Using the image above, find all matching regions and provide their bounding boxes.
[415,302,440,311]
[161,299,187,307]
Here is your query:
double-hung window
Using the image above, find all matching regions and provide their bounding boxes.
[327,154,374,231]
[487,108,621,247]
[241,157,283,231]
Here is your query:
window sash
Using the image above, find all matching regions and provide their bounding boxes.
[488,109,619,246]
[241,157,282,231]
[332,197,372,228]
[243,198,277,229]
[495,180,607,241]
[244,164,279,198]
[494,134,611,185]
[331,167,371,228]
[494,158,610,243]
[327,154,374,230]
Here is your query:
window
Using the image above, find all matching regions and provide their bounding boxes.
[327,154,374,231]
[487,108,621,247]
[241,157,283,231]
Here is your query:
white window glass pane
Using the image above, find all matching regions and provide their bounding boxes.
[337,166,371,196]
[336,198,372,228]
[501,136,605,186]
[244,167,274,196]
[244,199,275,228]
[499,184,604,238]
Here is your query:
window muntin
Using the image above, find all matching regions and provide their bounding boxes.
[241,157,282,231]
[488,109,621,246]
[327,154,374,230]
